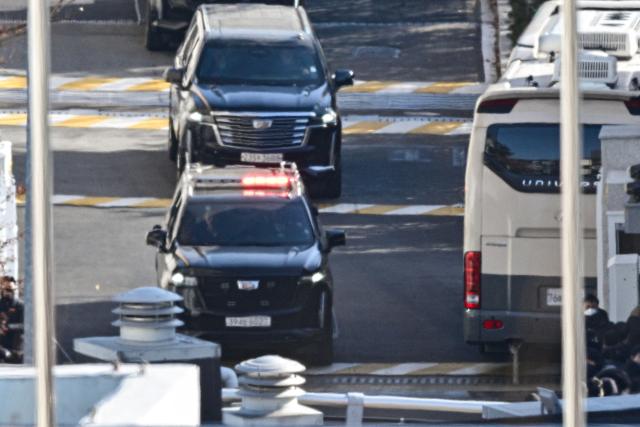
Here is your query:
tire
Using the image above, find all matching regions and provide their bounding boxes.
[145,1,164,51]
[322,165,342,199]
[168,120,178,162]
[176,146,185,180]
[320,146,342,199]
[298,294,334,366]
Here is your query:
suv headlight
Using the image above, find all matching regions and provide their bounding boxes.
[188,111,214,124]
[171,272,198,287]
[302,271,326,284]
[312,108,337,126]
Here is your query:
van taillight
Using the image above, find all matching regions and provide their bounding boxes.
[464,251,481,309]
[476,98,517,114]
[625,98,640,115]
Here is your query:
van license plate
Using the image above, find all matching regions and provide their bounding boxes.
[546,288,562,306]
[225,316,271,328]
[240,153,283,164]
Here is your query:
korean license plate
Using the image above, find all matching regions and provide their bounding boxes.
[240,152,283,164]
[225,316,271,328]
[546,288,562,306]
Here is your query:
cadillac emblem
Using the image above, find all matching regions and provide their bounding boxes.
[237,280,260,291]
[252,119,273,130]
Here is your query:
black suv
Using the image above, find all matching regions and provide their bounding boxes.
[144,1,303,50]
[163,3,354,198]
[146,163,346,364]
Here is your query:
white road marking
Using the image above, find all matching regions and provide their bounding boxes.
[319,204,375,214]
[370,363,439,376]
[373,121,424,134]
[385,205,445,215]
[305,363,362,375]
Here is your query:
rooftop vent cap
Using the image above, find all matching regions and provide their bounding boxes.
[223,355,323,426]
[552,50,618,86]
[112,286,184,343]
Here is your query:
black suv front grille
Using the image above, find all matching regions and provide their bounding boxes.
[198,276,299,312]
[214,114,309,148]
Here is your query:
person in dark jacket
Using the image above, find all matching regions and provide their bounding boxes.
[0,276,23,363]
[625,345,640,393]
[585,294,611,334]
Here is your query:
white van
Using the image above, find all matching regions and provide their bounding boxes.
[463,20,640,349]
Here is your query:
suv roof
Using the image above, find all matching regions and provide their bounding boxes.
[199,4,313,41]
[182,163,305,199]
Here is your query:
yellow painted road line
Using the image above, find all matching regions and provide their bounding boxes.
[0,113,27,126]
[64,196,121,207]
[127,117,169,130]
[409,121,463,135]
[0,76,27,89]
[343,121,389,135]
[354,205,406,215]
[127,80,171,92]
[416,82,476,94]
[426,206,465,216]
[54,115,109,128]
[341,81,394,93]
[57,77,120,91]
[133,198,172,208]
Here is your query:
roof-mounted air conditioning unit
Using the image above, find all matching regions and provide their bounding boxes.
[536,10,640,59]
[552,50,618,86]
[579,11,640,58]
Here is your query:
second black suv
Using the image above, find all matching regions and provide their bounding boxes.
[164,3,354,198]
[146,163,346,364]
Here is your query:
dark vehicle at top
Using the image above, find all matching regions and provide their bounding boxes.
[144,0,303,50]
[164,3,354,198]
[145,163,346,365]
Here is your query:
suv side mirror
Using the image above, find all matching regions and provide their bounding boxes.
[325,229,346,249]
[333,69,355,89]
[163,67,184,85]
[146,225,168,250]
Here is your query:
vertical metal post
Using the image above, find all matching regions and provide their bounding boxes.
[27,0,56,425]
[560,0,585,426]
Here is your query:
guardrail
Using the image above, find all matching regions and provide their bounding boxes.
[222,388,507,425]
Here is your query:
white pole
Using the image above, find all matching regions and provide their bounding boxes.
[560,0,585,426]
[27,0,56,425]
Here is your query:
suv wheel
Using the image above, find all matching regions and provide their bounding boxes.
[321,147,342,199]
[145,1,164,51]
[298,295,334,366]
[168,119,178,162]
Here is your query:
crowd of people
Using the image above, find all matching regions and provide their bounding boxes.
[0,276,23,364]
[585,294,640,397]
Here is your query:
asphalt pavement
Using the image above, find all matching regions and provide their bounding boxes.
[0,0,532,374]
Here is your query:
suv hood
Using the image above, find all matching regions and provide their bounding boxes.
[194,83,331,112]
[178,244,322,275]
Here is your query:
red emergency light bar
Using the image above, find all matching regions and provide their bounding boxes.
[241,175,292,189]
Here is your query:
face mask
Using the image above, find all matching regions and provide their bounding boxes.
[585,308,598,316]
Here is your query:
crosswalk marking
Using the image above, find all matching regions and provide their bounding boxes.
[58,77,120,91]
[15,195,465,216]
[0,112,473,136]
[303,362,557,377]
[0,74,485,94]
[0,76,27,89]
[343,121,389,134]
[409,122,462,135]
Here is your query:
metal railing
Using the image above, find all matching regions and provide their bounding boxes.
[222,388,507,425]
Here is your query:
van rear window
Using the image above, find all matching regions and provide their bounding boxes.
[483,124,601,193]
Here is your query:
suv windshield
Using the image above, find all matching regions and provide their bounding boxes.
[196,41,324,86]
[484,123,602,193]
[177,198,315,247]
